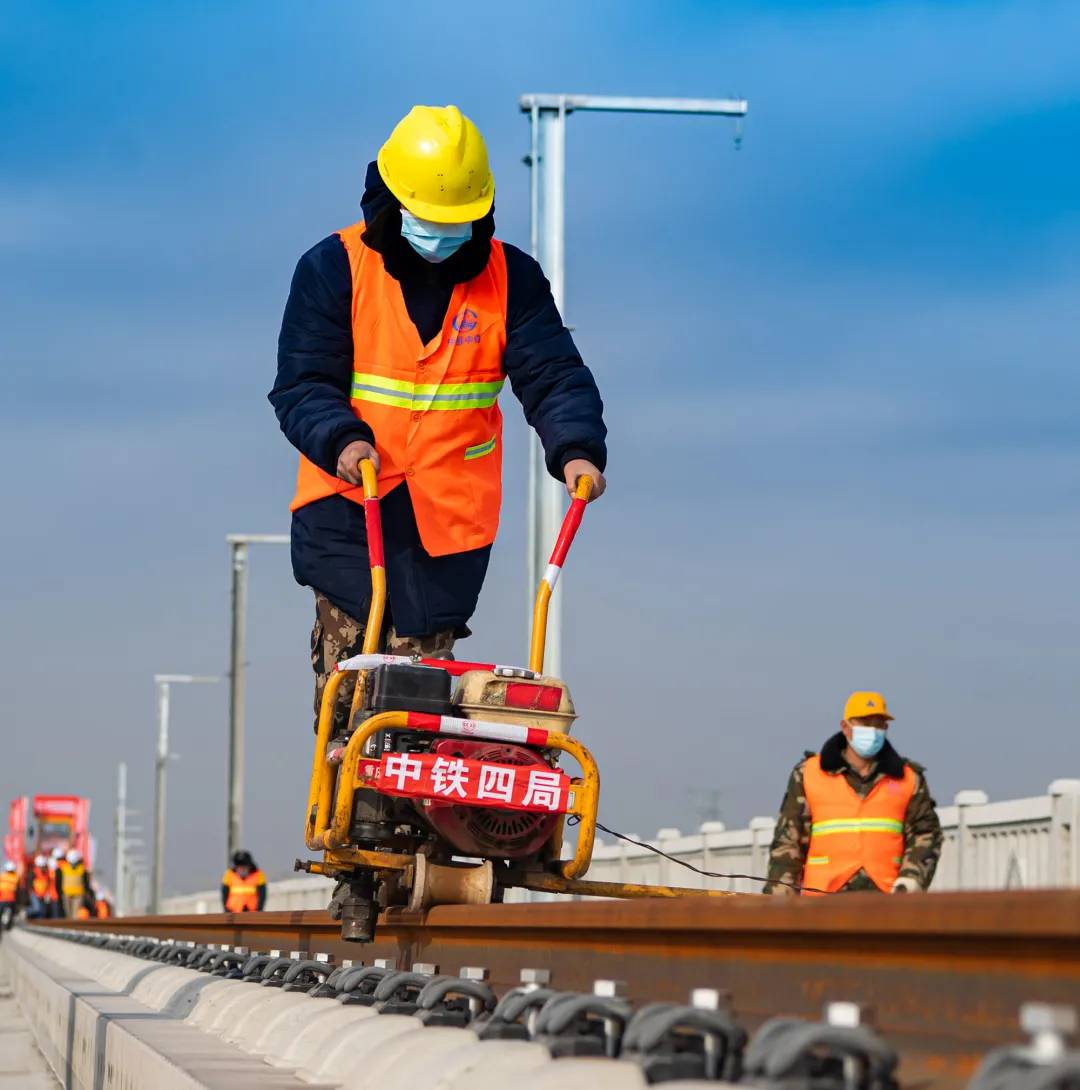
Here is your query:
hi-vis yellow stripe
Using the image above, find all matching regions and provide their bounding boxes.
[464,435,497,461]
[810,818,904,836]
[351,372,504,411]
[806,855,830,866]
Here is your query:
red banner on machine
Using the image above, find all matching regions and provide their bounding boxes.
[358,753,572,814]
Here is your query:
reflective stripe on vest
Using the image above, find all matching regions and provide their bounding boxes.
[350,373,504,411]
[801,754,917,896]
[290,222,509,557]
[810,818,905,836]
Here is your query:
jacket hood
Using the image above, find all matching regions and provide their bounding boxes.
[820,730,906,779]
[359,160,494,284]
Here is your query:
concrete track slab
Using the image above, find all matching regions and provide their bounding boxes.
[0,949,59,1088]
[4,931,336,1089]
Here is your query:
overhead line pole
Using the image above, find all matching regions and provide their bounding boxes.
[518,93,747,676]
[151,673,221,914]
[225,533,288,860]
[114,762,127,917]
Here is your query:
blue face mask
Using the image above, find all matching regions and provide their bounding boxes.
[850,725,886,758]
[400,209,472,263]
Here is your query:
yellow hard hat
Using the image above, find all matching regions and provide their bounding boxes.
[843,691,894,721]
[377,105,494,224]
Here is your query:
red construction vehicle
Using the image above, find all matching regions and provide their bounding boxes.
[5,795,92,878]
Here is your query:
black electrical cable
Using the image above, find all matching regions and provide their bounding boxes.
[567,816,832,896]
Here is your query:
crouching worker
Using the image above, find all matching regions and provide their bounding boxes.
[765,691,943,895]
[222,851,267,912]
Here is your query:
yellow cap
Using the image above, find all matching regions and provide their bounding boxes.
[377,105,494,224]
[844,691,894,721]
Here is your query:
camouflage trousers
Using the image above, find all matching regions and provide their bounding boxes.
[310,591,456,734]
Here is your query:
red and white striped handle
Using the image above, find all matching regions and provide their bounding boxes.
[405,711,552,748]
[541,491,588,592]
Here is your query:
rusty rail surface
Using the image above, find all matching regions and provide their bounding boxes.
[34,890,1080,1089]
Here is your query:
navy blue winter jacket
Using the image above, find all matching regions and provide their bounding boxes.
[269,164,606,638]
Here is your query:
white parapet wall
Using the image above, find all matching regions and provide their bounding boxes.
[159,778,1080,914]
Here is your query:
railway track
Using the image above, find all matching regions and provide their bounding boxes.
[35,889,1080,1088]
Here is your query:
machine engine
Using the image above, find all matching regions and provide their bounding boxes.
[348,662,576,862]
[421,739,559,857]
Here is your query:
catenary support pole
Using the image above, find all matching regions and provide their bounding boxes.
[151,680,170,914]
[520,92,747,677]
[115,762,127,917]
[151,674,221,914]
[526,99,568,676]
[224,534,288,860]
[228,540,248,860]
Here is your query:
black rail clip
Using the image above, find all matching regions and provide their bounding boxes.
[743,1002,899,1089]
[415,968,496,1027]
[533,980,633,1059]
[969,1003,1079,1090]
[622,988,746,1083]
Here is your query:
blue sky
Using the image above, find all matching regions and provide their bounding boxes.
[3,1,1078,895]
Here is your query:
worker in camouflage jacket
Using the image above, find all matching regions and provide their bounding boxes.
[765,691,943,895]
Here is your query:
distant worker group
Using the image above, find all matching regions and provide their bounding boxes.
[766,690,943,895]
[0,848,112,931]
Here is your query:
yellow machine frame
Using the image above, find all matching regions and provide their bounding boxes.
[302,461,732,902]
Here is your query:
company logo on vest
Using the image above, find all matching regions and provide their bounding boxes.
[449,307,480,345]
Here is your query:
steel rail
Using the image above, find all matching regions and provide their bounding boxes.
[34,890,1080,1089]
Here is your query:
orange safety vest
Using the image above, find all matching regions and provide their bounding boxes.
[801,755,917,895]
[290,222,509,557]
[31,867,51,898]
[222,868,265,912]
[0,872,18,902]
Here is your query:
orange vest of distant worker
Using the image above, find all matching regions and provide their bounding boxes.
[290,222,509,557]
[0,872,18,902]
[801,755,917,895]
[222,868,265,912]
[31,866,51,898]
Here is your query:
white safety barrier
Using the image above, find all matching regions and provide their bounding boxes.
[0,928,735,1089]
[159,777,1080,913]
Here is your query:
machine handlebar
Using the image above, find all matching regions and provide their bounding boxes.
[353,458,592,677]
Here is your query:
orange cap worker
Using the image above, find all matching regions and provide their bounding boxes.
[269,105,607,736]
[765,691,943,895]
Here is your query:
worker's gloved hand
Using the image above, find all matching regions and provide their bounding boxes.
[563,458,606,501]
[891,876,920,894]
[337,440,380,484]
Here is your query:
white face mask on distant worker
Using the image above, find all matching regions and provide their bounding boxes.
[400,209,472,263]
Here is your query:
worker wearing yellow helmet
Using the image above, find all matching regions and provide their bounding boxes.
[271,105,608,742]
[764,691,944,895]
